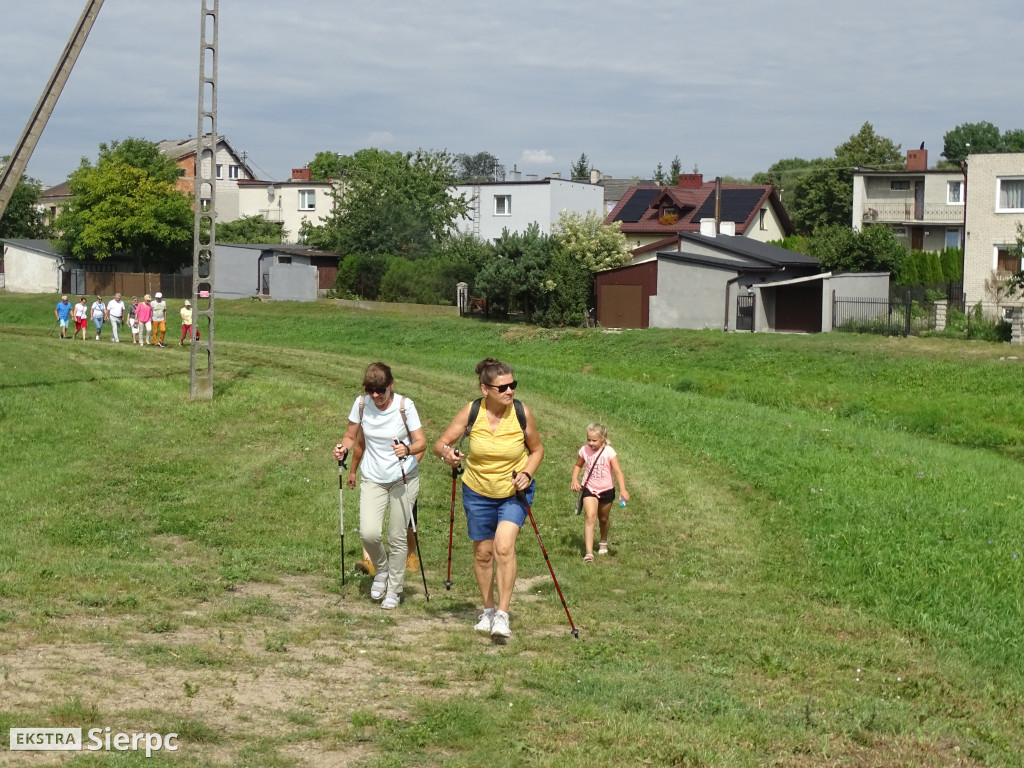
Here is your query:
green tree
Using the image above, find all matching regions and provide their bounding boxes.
[475,224,554,321]
[551,210,630,272]
[305,148,468,259]
[652,155,683,185]
[942,121,1002,165]
[535,247,592,327]
[307,151,348,182]
[216,214,287,244]
[570,153,591,182]
[0,158,49,239]
[53,140,193,266]
[455,152,503,183]
[334,253,391,300]
[97,138,180,184]
[1001,129,1024,153]
[785,123,902,234]
[752,157,821,205]
[806,224,907,275]
[652,162,667,186]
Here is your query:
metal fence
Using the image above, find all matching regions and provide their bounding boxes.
[736,294,755,331]
[833,294,912,337]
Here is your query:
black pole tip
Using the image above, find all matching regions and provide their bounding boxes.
[570,628,580,639]
[444,581,453,590]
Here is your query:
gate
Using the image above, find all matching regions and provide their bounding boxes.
[736,293,755,331]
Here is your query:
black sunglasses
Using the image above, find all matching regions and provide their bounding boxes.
[487,380,518,393]
[364,385,390,396]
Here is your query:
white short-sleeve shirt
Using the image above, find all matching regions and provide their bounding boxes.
[347,394,422,484]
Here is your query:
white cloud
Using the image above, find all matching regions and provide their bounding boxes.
[521,149,554,165]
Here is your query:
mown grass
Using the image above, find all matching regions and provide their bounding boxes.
[1,293,1023,766]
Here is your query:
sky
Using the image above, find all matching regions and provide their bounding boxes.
[2,0,1023,189]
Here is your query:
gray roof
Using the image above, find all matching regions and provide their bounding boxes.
[673,232,819,268]
[598,178,654,205]
[0,238,63,257]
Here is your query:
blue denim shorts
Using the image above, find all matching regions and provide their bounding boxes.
[463,481,535,541]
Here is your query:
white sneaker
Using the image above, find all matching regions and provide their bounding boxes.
[474,608,495,633]
[490,610,511,639]
[370,572,388,601]
[381,592,400,610]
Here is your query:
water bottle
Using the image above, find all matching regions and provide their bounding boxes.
[619,496,627,508]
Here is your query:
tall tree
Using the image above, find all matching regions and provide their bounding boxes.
[1001,129,1024,153]
[97,138,180,184]
[570,153,591,181]
[942,121,1002,165]
[781,122,901,234]
[53,140,193,265]
[307,151,348,182]
[652,155,683,185]
[455,152,503,183]
[551,210,630,272]
[0,158,49,239]
[303,148,468,259]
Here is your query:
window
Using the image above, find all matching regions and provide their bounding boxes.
[947,180,963,205]
[890,180,911,191]
[759,208,768,230]
[298,190,316,210]
[278,256,292,264]
[228,164,240,180]
[996,247,1022,274]
[945,229,961,249]
[891,226,908,237]
[997,179,1024,211]
[216,164,223,179]
[494,195,511,215]
[177,168,186,178]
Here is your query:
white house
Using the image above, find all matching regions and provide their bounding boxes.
[453,175,604,242]
[156,136,258,222]
[236,169,336,244]
[852,148,965,252]
[963,152,1024,313]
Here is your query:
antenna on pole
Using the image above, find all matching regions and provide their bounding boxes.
[190,0,218,400]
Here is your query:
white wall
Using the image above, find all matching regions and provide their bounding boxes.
[964,153,1024,312]
[237,182,335,244]
[1,242,62,292]
[454,179,603,242]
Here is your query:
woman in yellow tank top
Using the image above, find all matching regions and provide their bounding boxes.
[434,358,544,640]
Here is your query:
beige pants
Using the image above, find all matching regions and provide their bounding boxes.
[359,473,419,597]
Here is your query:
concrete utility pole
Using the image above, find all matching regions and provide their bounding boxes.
[189,0,218,400]
[0,0,104,221]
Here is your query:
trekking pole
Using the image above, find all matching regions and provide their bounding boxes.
[394,439,429,601]
[513,471,579,639]
[444,449,462,590]
[337,449,348,587]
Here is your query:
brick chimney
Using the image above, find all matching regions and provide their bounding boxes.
[678,173,703,188]
[905,149,927,172]
[292,168,312,181]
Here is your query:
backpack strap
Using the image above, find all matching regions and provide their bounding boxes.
[459,397,528,452]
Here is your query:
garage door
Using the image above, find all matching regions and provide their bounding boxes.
[598,284,643,328]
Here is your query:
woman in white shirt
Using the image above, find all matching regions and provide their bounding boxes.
[333,363,427,610]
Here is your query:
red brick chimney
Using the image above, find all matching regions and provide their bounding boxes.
[292,168,312,181]
[677,173,703,188]
[905,149,927,171]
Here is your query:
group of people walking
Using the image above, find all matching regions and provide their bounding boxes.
[333,358,629,641]
[54,293,197,347]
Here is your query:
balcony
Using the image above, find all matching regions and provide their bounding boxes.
[861,203,964,225]
[258,209,284,222]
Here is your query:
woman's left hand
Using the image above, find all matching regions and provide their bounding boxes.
[512,471,532,492]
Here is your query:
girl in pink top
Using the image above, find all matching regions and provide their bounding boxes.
[570,423,630,562]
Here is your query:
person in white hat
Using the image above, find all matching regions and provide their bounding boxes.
[150,292,168,347]
[179,299,194,346]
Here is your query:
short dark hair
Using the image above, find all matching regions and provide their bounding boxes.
[362,362,393,390]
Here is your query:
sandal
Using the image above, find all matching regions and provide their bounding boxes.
[370,572,389,600]
[583,553,594,563]
[598,542,609,555]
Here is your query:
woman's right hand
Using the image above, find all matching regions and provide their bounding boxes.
[442,446,463,469]
[333,443,348,462]
[570,480,581,493]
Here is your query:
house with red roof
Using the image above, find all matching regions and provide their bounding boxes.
[604,173,794,257]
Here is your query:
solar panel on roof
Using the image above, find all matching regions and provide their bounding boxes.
[689,188,765,224]
[615,188,660,223]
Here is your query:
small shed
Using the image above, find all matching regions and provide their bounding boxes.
[214,243,338,301]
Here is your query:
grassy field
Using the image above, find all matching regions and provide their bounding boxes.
[1,293,1023,767]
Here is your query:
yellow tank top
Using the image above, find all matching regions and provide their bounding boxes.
[463,403,528,499]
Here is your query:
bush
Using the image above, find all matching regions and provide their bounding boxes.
[335,253,391,300]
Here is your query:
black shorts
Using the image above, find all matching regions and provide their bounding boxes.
[581,488,615,504]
